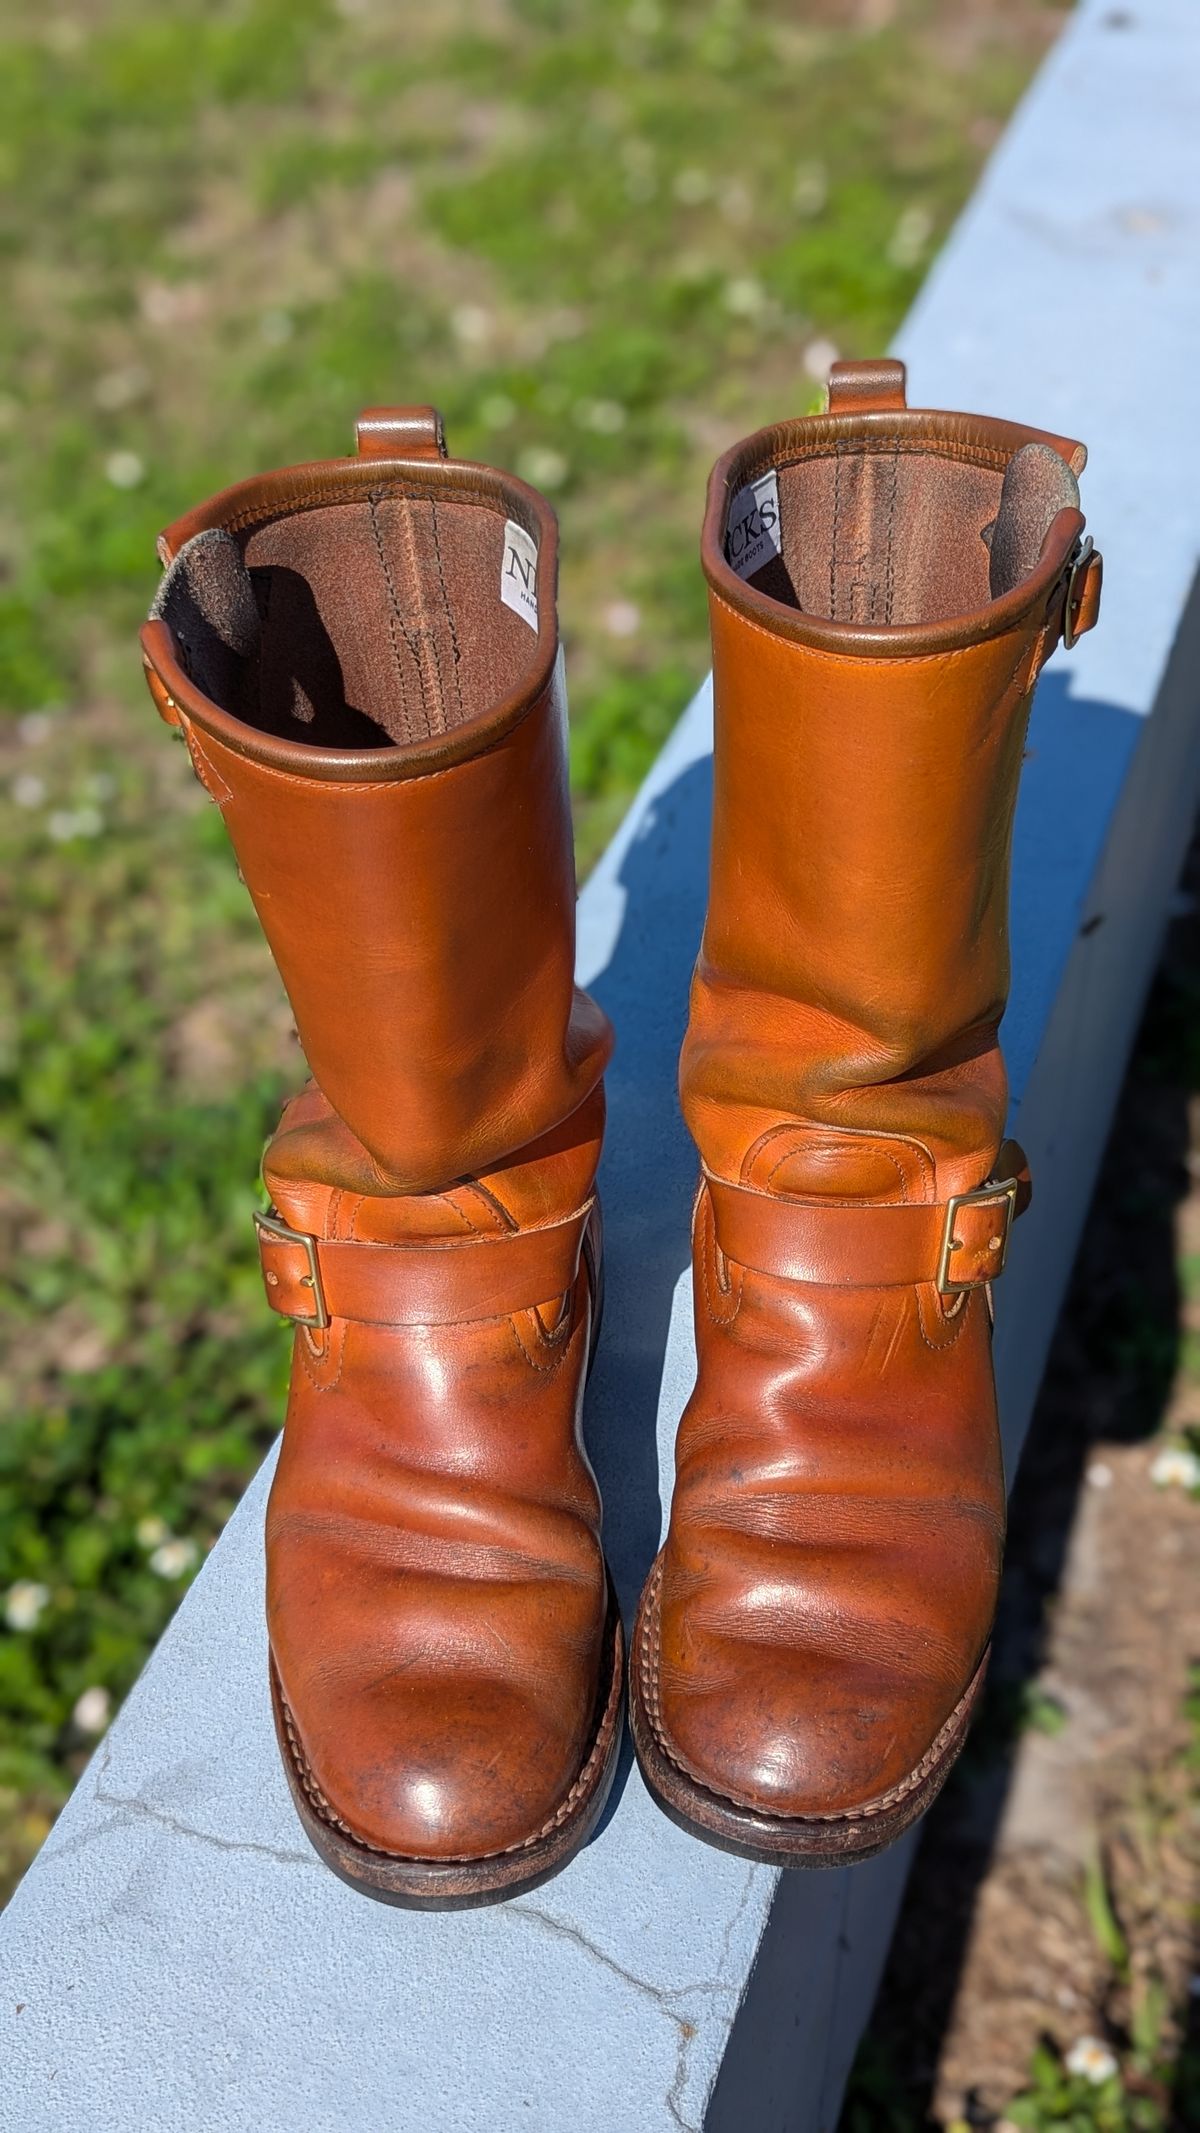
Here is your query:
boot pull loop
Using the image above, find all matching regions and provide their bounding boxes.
[827,358,907,415]
[354,406,448,461]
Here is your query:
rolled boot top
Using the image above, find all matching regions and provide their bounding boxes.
[139,409,612,1195]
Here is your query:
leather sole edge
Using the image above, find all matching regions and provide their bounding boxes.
[270,1587,625,1910]
[629,1552,988,1870]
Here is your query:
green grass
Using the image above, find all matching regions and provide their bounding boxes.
[1,0,1068,1896]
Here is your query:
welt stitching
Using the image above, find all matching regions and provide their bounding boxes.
[277,1616,619,1861]
[637,1558,980,1822]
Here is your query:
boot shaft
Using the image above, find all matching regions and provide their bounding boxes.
[141,408,611,1194]
[683,360,1101,1198]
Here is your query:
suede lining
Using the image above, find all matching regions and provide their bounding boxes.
[153,491,540,750]
[744,439,1079,627]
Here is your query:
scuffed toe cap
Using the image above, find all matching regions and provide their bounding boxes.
[278,1670,594,1861]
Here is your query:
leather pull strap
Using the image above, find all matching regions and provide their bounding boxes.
[354,405,448,461]
[706,1143,1030,1296]
[827,358,907,415]
[255,1203,593,1329]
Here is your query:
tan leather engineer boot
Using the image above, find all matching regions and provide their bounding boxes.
[631,359,1102,1866]
[141,407,620,1906]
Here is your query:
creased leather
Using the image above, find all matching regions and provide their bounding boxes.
[143,423,615,1868]
[642,383,1097,1827]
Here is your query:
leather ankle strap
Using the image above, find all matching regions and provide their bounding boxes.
[255,1203,594,1329]
[705,1143,1030,1296]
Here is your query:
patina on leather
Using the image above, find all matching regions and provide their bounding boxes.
[141,416,619,1901]
[631,361,1101,1861]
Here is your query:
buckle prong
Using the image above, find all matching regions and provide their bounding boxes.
[254,1210,330,1330]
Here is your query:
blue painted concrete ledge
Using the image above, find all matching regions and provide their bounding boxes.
[3,3,1200,2127]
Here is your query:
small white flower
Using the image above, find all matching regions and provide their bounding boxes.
[577,398,626,435]
[803,336,840,383]
[93,365,148,413]
[17,711,53,746]
[149,1537,199,1580]
[72,1685,112,1736]
[480,393,516,430]
[603,600,641,640]
[1087,1461,1114,1489]
[11,772,46,808]
[718,180,753,227]
[451,303,492,347]
[105,450,145,490]
[517,447,568,492]
[136,1515,169,1551]
[673,167,710,206]
[5,1581,51,1632]
[47,805,103,842]
[1149,1444,1200,1490]
[793,161,828,217]
[724,277,766,319]
[1065,2036,1119,2085]
[259,308,294,346]
[888,204,935,269]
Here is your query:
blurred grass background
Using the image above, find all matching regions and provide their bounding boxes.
[0,0,1069,1900]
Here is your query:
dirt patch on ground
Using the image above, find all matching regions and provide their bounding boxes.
[851,850,1200,2127]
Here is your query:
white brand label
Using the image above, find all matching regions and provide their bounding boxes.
[500,519,539,631]
[725,469,782,582]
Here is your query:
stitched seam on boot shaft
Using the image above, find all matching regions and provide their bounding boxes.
[731,436,1020,494]
[217,477,516,538]
[367,490,429,742]
[710,588,1047,670]
[761,1141,912,1202]
[183,681,557,798]
[429,497,465,728]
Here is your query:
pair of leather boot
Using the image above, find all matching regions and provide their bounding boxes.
[141,363,1100,1904]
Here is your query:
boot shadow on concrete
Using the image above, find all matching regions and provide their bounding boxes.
[581,749,715,1832]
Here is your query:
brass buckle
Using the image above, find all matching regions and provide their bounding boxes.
[1062,535,1094,651]
[253,1210,329,1330]
[937,1177,1019,1295]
